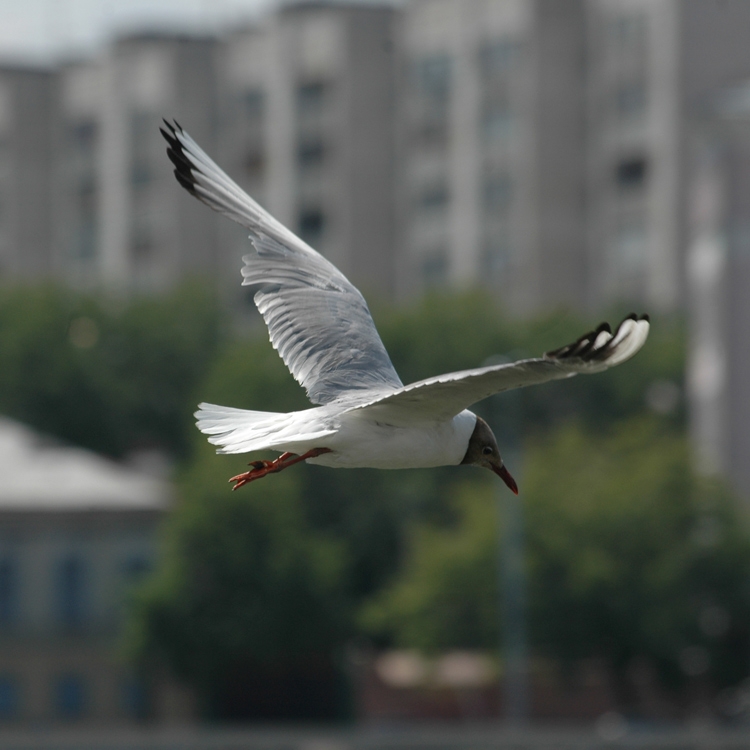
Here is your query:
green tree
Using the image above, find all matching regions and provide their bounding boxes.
[360,479,501,652]
[0,282,221,458]
[126,448,349,719]
[359,418,750,705]
[525,418,750,701]
[126,290,693,716]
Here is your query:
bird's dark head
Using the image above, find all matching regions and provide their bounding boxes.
[460,415,518,494]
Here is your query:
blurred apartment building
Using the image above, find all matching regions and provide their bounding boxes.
[0,418,188,725]
[584,0,750,500]
[53,3,398,305]
[57,34,221,293]
[398,0,587,315]
[219,3,399,307]
[688,84,750,500]
[586,0,750,314]
[3,0,750,315]
[392,0,750,316]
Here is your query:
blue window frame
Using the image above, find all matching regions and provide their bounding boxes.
[0,556,17,627]
[121,676,150,720]
[0,676,19,719]
[57,555,87,629]
[55,674,86,719]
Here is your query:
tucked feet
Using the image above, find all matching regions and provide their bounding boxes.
[229,448,332,490]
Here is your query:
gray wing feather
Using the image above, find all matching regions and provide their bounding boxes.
[161,120,403,405]
[350,315,650,424]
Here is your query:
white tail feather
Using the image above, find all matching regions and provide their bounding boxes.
[194,402,336,455]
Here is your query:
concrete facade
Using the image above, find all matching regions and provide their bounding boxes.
[57,34,221,294]
[398,0,587,316]
[98,34,220,295]
[219,3,399,308]
[3,0,750,321]
[586,0,750,313]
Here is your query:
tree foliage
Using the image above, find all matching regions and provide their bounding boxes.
[126,452,348,717]
[0,282,221,458]
[3,282,734,715]
[524,419,750,695]
[362,417,750,702]
[123,290,703,715]
[360,478,501,652]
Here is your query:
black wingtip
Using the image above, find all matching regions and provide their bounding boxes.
[160,127,179,151]
[174,168,197,194]
[545,312,650,362]
[160,117,200,197]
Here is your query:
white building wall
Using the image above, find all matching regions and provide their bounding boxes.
[400,0,587,316]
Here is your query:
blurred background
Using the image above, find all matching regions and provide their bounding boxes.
[0,0,750,746]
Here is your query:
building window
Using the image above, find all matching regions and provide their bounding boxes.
[130,111,155,190]
[413,116,449,149]
[130,226,153,259]
[297,81,329,114]
[243,88,264,118]
[122,555,151,600]
[0,556,16,628]
[615,156,648,190]
[0,676,19,720]
[414,54,451,101]
[76,177,96,216]
[412,55,452,149]
[57,555,87,630]
[612,215,648,272]
[421,251,448,287]
[609,13,647,55]
[55,674,86,719]
[244,149,264,181]
[122,556,151,583]
[121,676,150,720]
[298,208,325,247]
[615,81,647,121]
[297,137,326,169]
[130,164,151,187]
[478,38,519,77]
[482,173,513,211]
[76,221,96,261]
[417,184,449,215]
[481,103,513,141]
[482,233,511,278]
[68,120,97,153]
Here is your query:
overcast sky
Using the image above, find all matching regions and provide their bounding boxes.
[0,0,278,64]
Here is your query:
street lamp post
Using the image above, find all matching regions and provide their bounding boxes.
[500,464,528,723]
[484,359,528,724]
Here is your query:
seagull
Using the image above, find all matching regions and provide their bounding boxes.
[161,120,650,494]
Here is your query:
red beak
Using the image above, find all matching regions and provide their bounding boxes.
[494,464,519,495]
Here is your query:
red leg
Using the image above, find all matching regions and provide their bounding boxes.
[229,448,332,490]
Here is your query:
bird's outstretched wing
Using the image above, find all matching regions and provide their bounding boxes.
[349,314,650,424]
[161,120,403,405]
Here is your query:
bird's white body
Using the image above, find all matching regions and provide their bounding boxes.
[196,402,478,470]
[307,408,477,469]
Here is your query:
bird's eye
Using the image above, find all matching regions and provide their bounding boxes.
[482,446,493,456]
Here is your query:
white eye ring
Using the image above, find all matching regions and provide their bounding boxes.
[482,446,493,456]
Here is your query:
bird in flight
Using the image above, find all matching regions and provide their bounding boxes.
[161,120,649,494]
